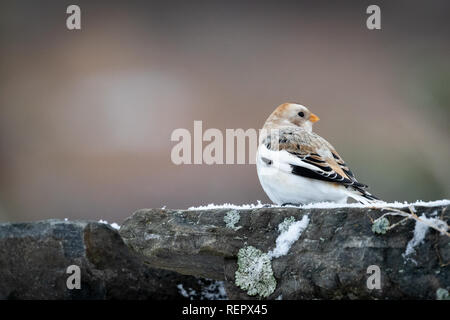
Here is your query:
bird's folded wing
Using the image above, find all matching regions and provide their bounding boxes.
[260,129,368,189]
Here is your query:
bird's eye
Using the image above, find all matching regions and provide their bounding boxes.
[298,112,304,117]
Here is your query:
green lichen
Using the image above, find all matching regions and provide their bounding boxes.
[372,217,390,234]
[278,216,296,233]
[436,288,449,300]
[224,210,241,231]
[235,246,276,298]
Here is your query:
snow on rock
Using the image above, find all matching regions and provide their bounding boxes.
[189,201,266,210]
[199,280,227,300]
[110,223,120,230]
[99,219,121,230]
[177,284,193,299]
[176,279,228,300]
[403,212,449,259]
[268,215,310,259]
[403,214,430,258]
[188,199,450,211]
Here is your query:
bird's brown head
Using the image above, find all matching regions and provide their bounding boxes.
[264,102,320,131]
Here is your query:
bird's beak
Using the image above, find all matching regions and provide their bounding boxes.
[309,113,320,123]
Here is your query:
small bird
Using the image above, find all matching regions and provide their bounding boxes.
[256,102,379,205]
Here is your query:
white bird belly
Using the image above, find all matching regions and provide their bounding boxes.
[256,151,348,205]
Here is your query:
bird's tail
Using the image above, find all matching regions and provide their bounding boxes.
[346,187,381,205]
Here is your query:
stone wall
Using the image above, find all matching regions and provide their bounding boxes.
[1,202,449,299]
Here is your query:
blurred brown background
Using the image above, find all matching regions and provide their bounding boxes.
[0,1,449,222]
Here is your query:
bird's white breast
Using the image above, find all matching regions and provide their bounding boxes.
[256,145,348,205]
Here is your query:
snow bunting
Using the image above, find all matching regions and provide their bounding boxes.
[256,102,379,205]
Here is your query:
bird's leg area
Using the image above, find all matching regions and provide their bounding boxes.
[281,203,301,207]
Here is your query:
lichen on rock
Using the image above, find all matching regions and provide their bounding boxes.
[234,246,276,298]
[278,216,296,233]
[224,210,241,231]
[372,217,390,234]
[436,288,449,300]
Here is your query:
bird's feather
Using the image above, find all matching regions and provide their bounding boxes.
[261,127,377,201]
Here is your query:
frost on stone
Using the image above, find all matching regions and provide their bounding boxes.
[268,214,310,259]
[177,280,228,300]
[189,201,266,210]
[372,217,390,234]
[403,214,431,259]
[436,288,449,300]
[188,199,450,211]
[224,210,241,231]
[177,284,196,299]
[235,246,276,298]
[198,279,227,300]
[98,219,120,230]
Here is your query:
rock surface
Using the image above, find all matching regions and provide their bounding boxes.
[0,220,224,299]
[1,203,448,300]
[120,203,450,299]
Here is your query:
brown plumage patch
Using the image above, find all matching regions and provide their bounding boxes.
[272,102,294,118]
[326,160,349,180]
[264,127,356,183]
